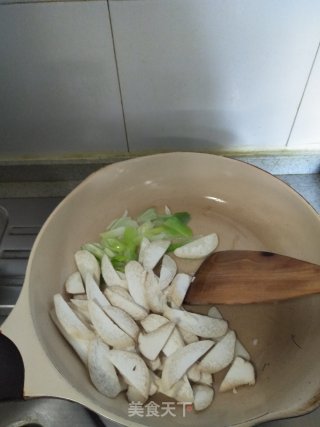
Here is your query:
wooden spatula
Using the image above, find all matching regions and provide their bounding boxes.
[184,250,320,305]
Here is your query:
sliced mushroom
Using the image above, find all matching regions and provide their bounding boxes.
[140,313,169,332]
[138,237,151,263]
[207,306,223,319]
[65,271,85,294]
[125,261,148,310]
[51,309,91,364]
[138,322,175,360]
[101,255,128,288]
[234,338,251,361]
[142,240,170,271]
[162,328,185,357]
[145,271,167,314]
[53,294,94,341]
[103,305,140,341]
[174,233,218,259]
[85,274,110,309]
[187,364,201,383]
[178,326,199,344]
[106,350,150,398]
[146,356,162,371]
[126,385,148,404]
[156,375,194,403]
[159,255,177,290]
[164,307,228,339]
[88,300,134,349]
[199,330,236,374]
[107,286,133,301]
[75,250,100,282]
[220,357,255,392]
[165,273,192,307]
[140,313,184,356]
[88,339,122,398]
[198,371,213,386]
[161,340,214,390]
[105,288,148,321]
[70,299,91,325]
[193,384,214,411]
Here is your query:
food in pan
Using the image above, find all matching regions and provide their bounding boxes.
[52,207,255,412]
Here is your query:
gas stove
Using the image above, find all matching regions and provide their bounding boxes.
[0,171,319,427]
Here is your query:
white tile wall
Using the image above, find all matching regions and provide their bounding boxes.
[287,44,320,149]
[110,0,320,152]
[0,2,127,157]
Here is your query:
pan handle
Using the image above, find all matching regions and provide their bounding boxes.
[0,332,24,401]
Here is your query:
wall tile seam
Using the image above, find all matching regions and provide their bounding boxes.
[285,40,320,147]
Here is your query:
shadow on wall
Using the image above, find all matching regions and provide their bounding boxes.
[128,109,240,152]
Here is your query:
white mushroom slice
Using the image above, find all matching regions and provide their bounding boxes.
[106,350,150,398]
[142,240,171,271]
[126,385,148,404]
[101,255,128,288]
[141,313,169,332]
[174,375,194,403]
[166,273,192,307]
[174,233,218,259]
[117,271,126,280]
[235,338,251,361]
[159,255,177,290]
[187,364,201,383]
[193,384,214,411]
[125,261,148,310]
[199,330,236,374]
[138,237,151,263]
[75,250,100,282]
[145,271,167,314]
[198,371,213,386]
[70,299,91,325]
[162,340,214,390]
[85,274,110,309]
[164,307,228,339]
[140,314,184,357]
[53,294,94,341]
[156,375,194,403]
[220,357,255,392]
[163,328,185,357]
[164,205,172,215]
[88,300,134,349]
[103,305,140,341]
[146,356,162,371]
[138,322,175,360]
[149,380,158,396]
[178,326,199,344]
[107,286,133,301]
[88,339,122,398]
[51,309,90,364]
[208,306,251,361]
[123,345,137,352]
[65,271,85,294]
[105,288,148,321]
[207,306,223,319]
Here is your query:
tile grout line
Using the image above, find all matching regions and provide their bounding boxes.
[107,0,130,153]
[285,40,320,147]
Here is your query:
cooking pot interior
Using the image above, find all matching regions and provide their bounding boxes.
[26,153,320,426]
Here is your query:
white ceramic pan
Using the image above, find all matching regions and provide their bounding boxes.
[1,153,320,427]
